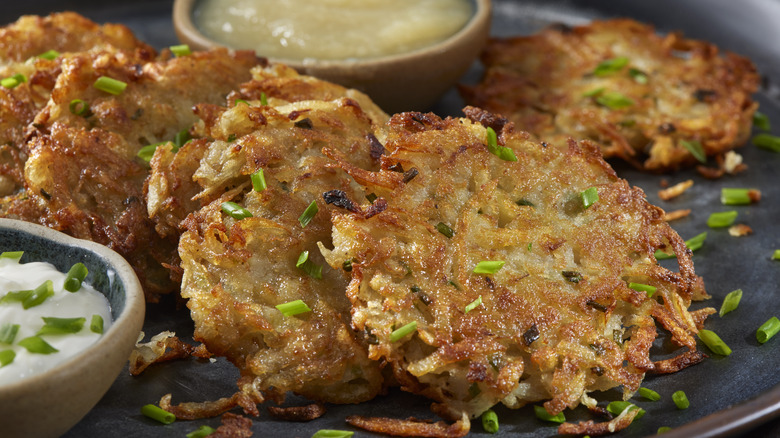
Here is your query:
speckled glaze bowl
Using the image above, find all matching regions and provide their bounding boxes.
[0,218,145,438]
[173,0,492,113]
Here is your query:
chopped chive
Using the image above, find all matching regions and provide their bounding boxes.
[0,251,23,262]
[251,168,266,192]
[752,133,780,152]
[342,258,353,272]
[719,289,742,317]
[296,251,323,279]
[753,111,771,131]
[436,222,454,238]
[25,280,54,309]
[221,201,252,220]
[0,73,26,89]
[63,262,88,292]
[685,232,707,252]
[0,323,20,344]
[485,127,518,161]
[260,92,268,106]
[93,76,127,95]
[275,299,312,317]
[186,425,215,438]
[533,405,565,423]
[773,250,780,260]
[37,49,60,60]
[595,90,634,109]
[593,57,629,76]
[311,430,354,438]
[629,282,657,297]
[18,336,58,354]
[580,187,599,209]
[473,260,505,275]
[298,200,318,227]
[583,87,605,97]
[638,387,661,401]
[0,349,14,367]
[721,188,754,205]
[481,409,499,434]
[516,199,534,207]
[672,390,689,409]
[680,139,706,163]
[629,68,648,84]
[757,316,780,344]
[90,314,104,334]
[562,270,583,283]
[170,44,191,57]
[173,129,191,148]
[465,296,483,313]
[707,211,738,228]
[606,401,646,420]
[658,426,673,434]
[141,404,176,424]
[37,317,85,335]
[69,99,90,116]
[137,142,166,162]
[234,99,248,106]
[698,329,731,356]
[389,321,417,342]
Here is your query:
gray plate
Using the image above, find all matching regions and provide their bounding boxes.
[4,1,780,437]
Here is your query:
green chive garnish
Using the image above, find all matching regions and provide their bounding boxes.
[141,404,176,424]
[685,232,707,252]
[186,425,215,438]
[221,201,252,220]
[638,387,661,401]
[757,316,780,344]
[593,57,629,76]
[707,211,738,228]
[595,90,634,109]
[93,76,127,95]
[485,127,517,161]
[170,44,191,57]
[37,49,60,60]
[0,349,15,367]
[69,99,90,116]
[465,296,482,313]
[275,299,311,317]
[0,323,20,344]
[481,409,499,434]
[436,222,454,238]
[657,426,673,434]
[251,168,266,192]
[260,92,268,106]
[299,200,318,227]
[174,129,191,148]
[719,289,742,317]
[533,405,565,423]
[7,280,55,309]
[389,321,417,342]
[752,133,780,153]
[37,317,85,335]
[753,111,771,131]
[311,430,354,438]
[1,73,26,89]
[721,188,755,205]
[629,68,648,84]
[629,283,657,297]
[672,390,689,409]
[680,139,706,163]
[137,142,165,162]
[63,262,88,292]
[773,250,780,260]
[581,187,599,209]
[90,314,104,334]
[18,336,58,354]
[473,260,505,275]
[583,87,605,97]
[606,401,645,420]
[0,251,23,262]
[698,329,731,356]
[296,251,323,279]
[234,99,248,106]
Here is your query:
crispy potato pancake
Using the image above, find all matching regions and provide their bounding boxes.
[320,108,712,432]
[159,64,389,403]
[460,18,759,171]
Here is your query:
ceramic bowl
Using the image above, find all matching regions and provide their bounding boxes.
[172,0,491,113]
[0,218,145,438]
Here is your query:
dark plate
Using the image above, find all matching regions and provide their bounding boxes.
[4,1,780,437]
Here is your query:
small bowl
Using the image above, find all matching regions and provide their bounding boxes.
[0,218,145,438]
[173,0,491,113]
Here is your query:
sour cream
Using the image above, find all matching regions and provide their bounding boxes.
[0,257,112,385]
[193,0,474,61]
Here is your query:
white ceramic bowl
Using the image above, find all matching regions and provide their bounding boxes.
[0,218,145,438]
[172,0,492,113]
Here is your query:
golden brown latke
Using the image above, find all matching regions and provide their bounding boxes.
[460,18,759,172]
[320,108,712,435]
[159,64,389,404]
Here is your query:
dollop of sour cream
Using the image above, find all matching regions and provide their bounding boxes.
[193,0,474,61]
[0,256,112,385]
